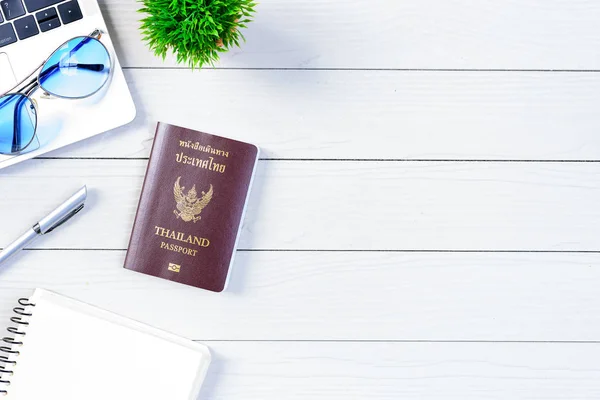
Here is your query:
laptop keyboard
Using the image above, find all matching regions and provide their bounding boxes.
[0,0,82,48]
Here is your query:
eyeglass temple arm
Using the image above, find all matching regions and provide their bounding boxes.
[65,30,102,55]
[11,96,25,152]
[36,29,105,86]
[37,63,105,83]
[0,94,26,153]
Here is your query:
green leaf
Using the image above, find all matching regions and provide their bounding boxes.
[137,0,256,68]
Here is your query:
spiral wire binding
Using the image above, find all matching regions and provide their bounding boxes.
[0,298,35,396]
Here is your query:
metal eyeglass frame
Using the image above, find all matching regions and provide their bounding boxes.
[0,29,111,155]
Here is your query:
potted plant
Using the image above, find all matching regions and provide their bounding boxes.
[139,0,256,68]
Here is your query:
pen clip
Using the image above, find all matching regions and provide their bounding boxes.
[36,186,88,235]
[43,203,85,234]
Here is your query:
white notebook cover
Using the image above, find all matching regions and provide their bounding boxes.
[3,289,211,399]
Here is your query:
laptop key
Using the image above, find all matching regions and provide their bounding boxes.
[13,15,37,39]
[35,6,56,22]
[37,15,58,32]
[22,0,60,13]
[36,6,59,31]
[0,9,3,23]
[1,0,25,21]
[0,23,16,48]
[57,0,81,24]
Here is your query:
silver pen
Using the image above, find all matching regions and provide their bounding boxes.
[0,186,87,266]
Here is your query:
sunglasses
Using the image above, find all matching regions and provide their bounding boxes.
[0,29,111,155]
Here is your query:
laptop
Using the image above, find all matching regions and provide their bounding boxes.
[0,0,135,170]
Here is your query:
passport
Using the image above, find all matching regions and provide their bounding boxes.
[124,122,259,292]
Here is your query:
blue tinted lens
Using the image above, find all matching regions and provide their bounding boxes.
[39,36,111,98]
[0,94,37,155]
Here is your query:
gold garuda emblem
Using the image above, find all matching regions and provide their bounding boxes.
[173,176,213,223]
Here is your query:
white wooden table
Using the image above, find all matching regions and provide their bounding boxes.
[2,1,600,398]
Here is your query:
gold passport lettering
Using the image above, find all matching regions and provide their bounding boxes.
[173,177,213,223]
[168,263,181,272]
[160,241,198,256]
[178,140,230,158]
[175,152,227,174]
[154,226,210,247]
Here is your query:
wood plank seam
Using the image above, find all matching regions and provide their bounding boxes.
[35,157,600,162]
[192,339,600,343]
[122,67,600,72]
[7,249,600,253]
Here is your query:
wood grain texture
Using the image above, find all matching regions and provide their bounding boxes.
[1,159,600,251]
[0,251,599,341]
[0,307,595,400]
[2,0,600,396]
[197,341,600,400]
[98,0,600,70]
[39,69,600,160]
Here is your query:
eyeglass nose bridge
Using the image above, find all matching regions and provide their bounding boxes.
[39,91,56,100]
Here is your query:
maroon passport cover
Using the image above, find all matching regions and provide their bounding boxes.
[124,122,259,292]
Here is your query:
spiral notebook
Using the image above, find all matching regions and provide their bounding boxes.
[0,289,211,399]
